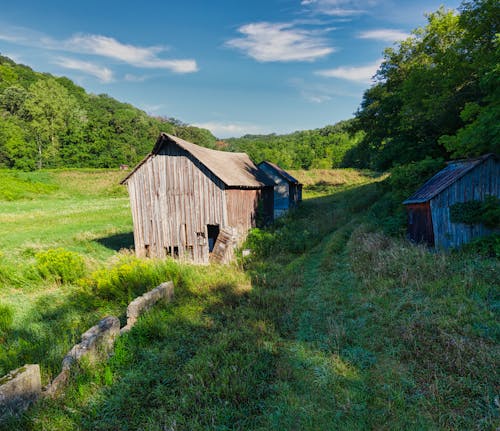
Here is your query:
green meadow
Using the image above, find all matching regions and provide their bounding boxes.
[0,169,498,430]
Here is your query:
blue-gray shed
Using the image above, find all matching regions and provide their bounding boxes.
[258,161,302,218]
[403,154,499,249]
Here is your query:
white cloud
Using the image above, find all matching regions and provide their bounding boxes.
[301,0,378,16]
[226,22,334,62]
[192,121,265,138]
[315,58,382,83]
[124,73,149,82]
[0,25,198,74]
[289,77,361,103]
[54,57,113,82]
[64,34,198,73]
[358,29,410,42]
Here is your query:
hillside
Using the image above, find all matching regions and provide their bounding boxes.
[224,120,364,170]
[0,169,498,430]
[0,55,217,170]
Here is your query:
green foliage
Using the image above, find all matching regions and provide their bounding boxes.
[0,56,216,170]
[350,0,500,169]
[450,195,500,228]
[226,120,363,170]
[35,248,86,284]
[388,157,445,200]
[84,256,179,304]
[461,233,500,257]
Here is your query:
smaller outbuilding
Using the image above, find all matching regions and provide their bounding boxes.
[258,161,302,218]
[403,154,499,249]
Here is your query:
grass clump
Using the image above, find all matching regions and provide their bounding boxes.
[83,255,182,304]
[35,248,86,284]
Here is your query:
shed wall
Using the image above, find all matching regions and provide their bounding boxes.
[127,144,227,263]
[258,163,290,218]
[430,157,499,249]
[225,188,273,244]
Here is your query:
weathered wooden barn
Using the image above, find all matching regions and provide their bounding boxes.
[258,161,302,218]
[403,154,499,249]
[121,133,274,263]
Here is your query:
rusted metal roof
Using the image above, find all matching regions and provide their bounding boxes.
[403,154,497,204]
[258,161,301,184]
[121,133,274,188]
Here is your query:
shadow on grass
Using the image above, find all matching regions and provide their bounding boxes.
[95,232,134,252]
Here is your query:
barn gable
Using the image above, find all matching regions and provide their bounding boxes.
[404,154,499,249]
[122,134,274,263]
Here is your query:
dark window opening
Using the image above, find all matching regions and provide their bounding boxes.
[165,246,180,258]
[145,244,150,257]
[207,224,220,252]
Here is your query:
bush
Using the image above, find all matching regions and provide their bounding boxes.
[388,157,445,200]
[461,234,500,258]
[84,256,180,304]
[35,248,86,284]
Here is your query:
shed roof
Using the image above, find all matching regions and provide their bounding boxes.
[258,161,301,185]
[403,154,497,204]
[121,133,274,188]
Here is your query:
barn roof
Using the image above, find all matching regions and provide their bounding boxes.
[403,154,497,204]
[121,133,274,188]
[258,161,301,184]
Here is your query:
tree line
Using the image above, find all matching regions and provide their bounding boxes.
[0,56,217,170]
[345,0,499,170]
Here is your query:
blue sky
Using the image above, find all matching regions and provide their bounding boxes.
[0,0,460,138]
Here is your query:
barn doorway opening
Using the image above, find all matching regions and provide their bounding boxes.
[207,225,220,252]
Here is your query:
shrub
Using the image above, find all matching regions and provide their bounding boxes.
[83,256,180,304]
[35,248,86,284]
[461,234,500,258]
[388,157,445,200]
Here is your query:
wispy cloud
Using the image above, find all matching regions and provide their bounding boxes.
[192,121,265,138]
[301,0,378,17]
[226,22,334,62]
[0,25,198,74]
[64,34,198,73]
[358,29,410,42]
[54,57,114,82]
[124,73,149,82]
[315,58,382,83]
[289,77,361,103]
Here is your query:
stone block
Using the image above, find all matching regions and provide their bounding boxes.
[121,281,174,333]
[62,316,120,370]
[0,364,41,413]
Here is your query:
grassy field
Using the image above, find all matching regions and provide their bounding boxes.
[0,169,498,430]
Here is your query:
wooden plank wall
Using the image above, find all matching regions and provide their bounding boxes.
[127,143,228,263]
[226,189,260,244]
[430,157,499,249]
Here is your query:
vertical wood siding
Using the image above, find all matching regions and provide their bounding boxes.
[430,158,499,249]
[226,189,260,243]
[406,202,434,246]
[127,143,227,263]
